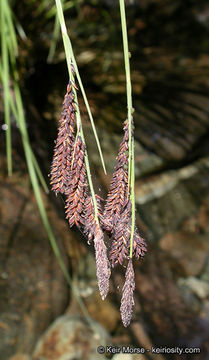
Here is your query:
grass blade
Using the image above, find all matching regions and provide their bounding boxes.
[47,13,60,63]
[3,0,18,56]
[0,70,49,194]
[1,1,12,176]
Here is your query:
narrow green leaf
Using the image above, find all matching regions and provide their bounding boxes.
[0,71,49,194]
[1,1,12,176]
[47,13,60,63]
[3,0,18,56]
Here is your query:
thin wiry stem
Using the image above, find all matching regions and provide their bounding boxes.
[119,0,135,258]
[55,0,102,221]
[55,0,107,175]
[1,0,12,176]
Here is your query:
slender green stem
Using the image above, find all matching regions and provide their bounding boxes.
[54,0,106,175]
[4,0,18,56]
[30,151,49,194]
[47,13,60,63]
[54,0,99,221]
[1,0,12,176]
[0,67,49,193]
[119,0,132,179]
[119,0,135,258]
[80,126,99,221]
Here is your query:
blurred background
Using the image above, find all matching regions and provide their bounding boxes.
[0,0,209,359]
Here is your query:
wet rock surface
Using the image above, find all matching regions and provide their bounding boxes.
[135,157,209,241]
[32,314,109,360]
[0,166,70,359]
[85,125,165,178]
[112,355,147,360]
[8,355,31,360]
[159,232,209,277]
[1,144,209,359]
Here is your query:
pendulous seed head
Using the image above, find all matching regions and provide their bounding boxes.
[103,120,130,234]
[93,224,111,300]
[84,194,104,243]
[50,81,77,195]
[110,200,147,267]
[120,258,135,327]
[65,136,88,228]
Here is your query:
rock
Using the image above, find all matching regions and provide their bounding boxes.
[112,355,147,360]
[84,124,165,179]
[159,232,209,277]
[0,169,70,358]
[8,354,31,360]
[67,251,120,332]
[177,283,202,313]
[178,277,209,299]
[135,163,198,204]
[132,248,198,343]
[201,257,209,282]
[135,156,209,241]
[32,314,109,360]
[84,292,120,332]
[182,198,209,234]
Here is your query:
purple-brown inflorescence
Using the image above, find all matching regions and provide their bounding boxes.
[109,200,146,267]
[65,136,88,228]
[103,120,130,234]
[50,79,77,195]
[103,118,146,326]
[120,258,135,327]
[84,194,103,243]
[50,69,146,326]
[93,224,111,300]
[84,195,110,299]
[50,78,110,301]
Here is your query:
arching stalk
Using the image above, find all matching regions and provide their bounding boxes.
[118,0,135,258]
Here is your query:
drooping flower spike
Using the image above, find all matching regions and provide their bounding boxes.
[50,77,77,195]
[120,258,135,327]
[50,75,110,301]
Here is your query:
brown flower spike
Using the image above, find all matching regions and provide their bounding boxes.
[110,200,146,266]
[120,258,135,327]
[93,224,110,300]
[103,119,147,326]
[103,121,129,233]
[50,80,77,195]
[84,195,110,299]
[50,77,111,301]
[65,136,88,228]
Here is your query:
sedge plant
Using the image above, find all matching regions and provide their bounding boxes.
[1,0,146,328]
[0,0,95,327]
[51,0,147,326]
